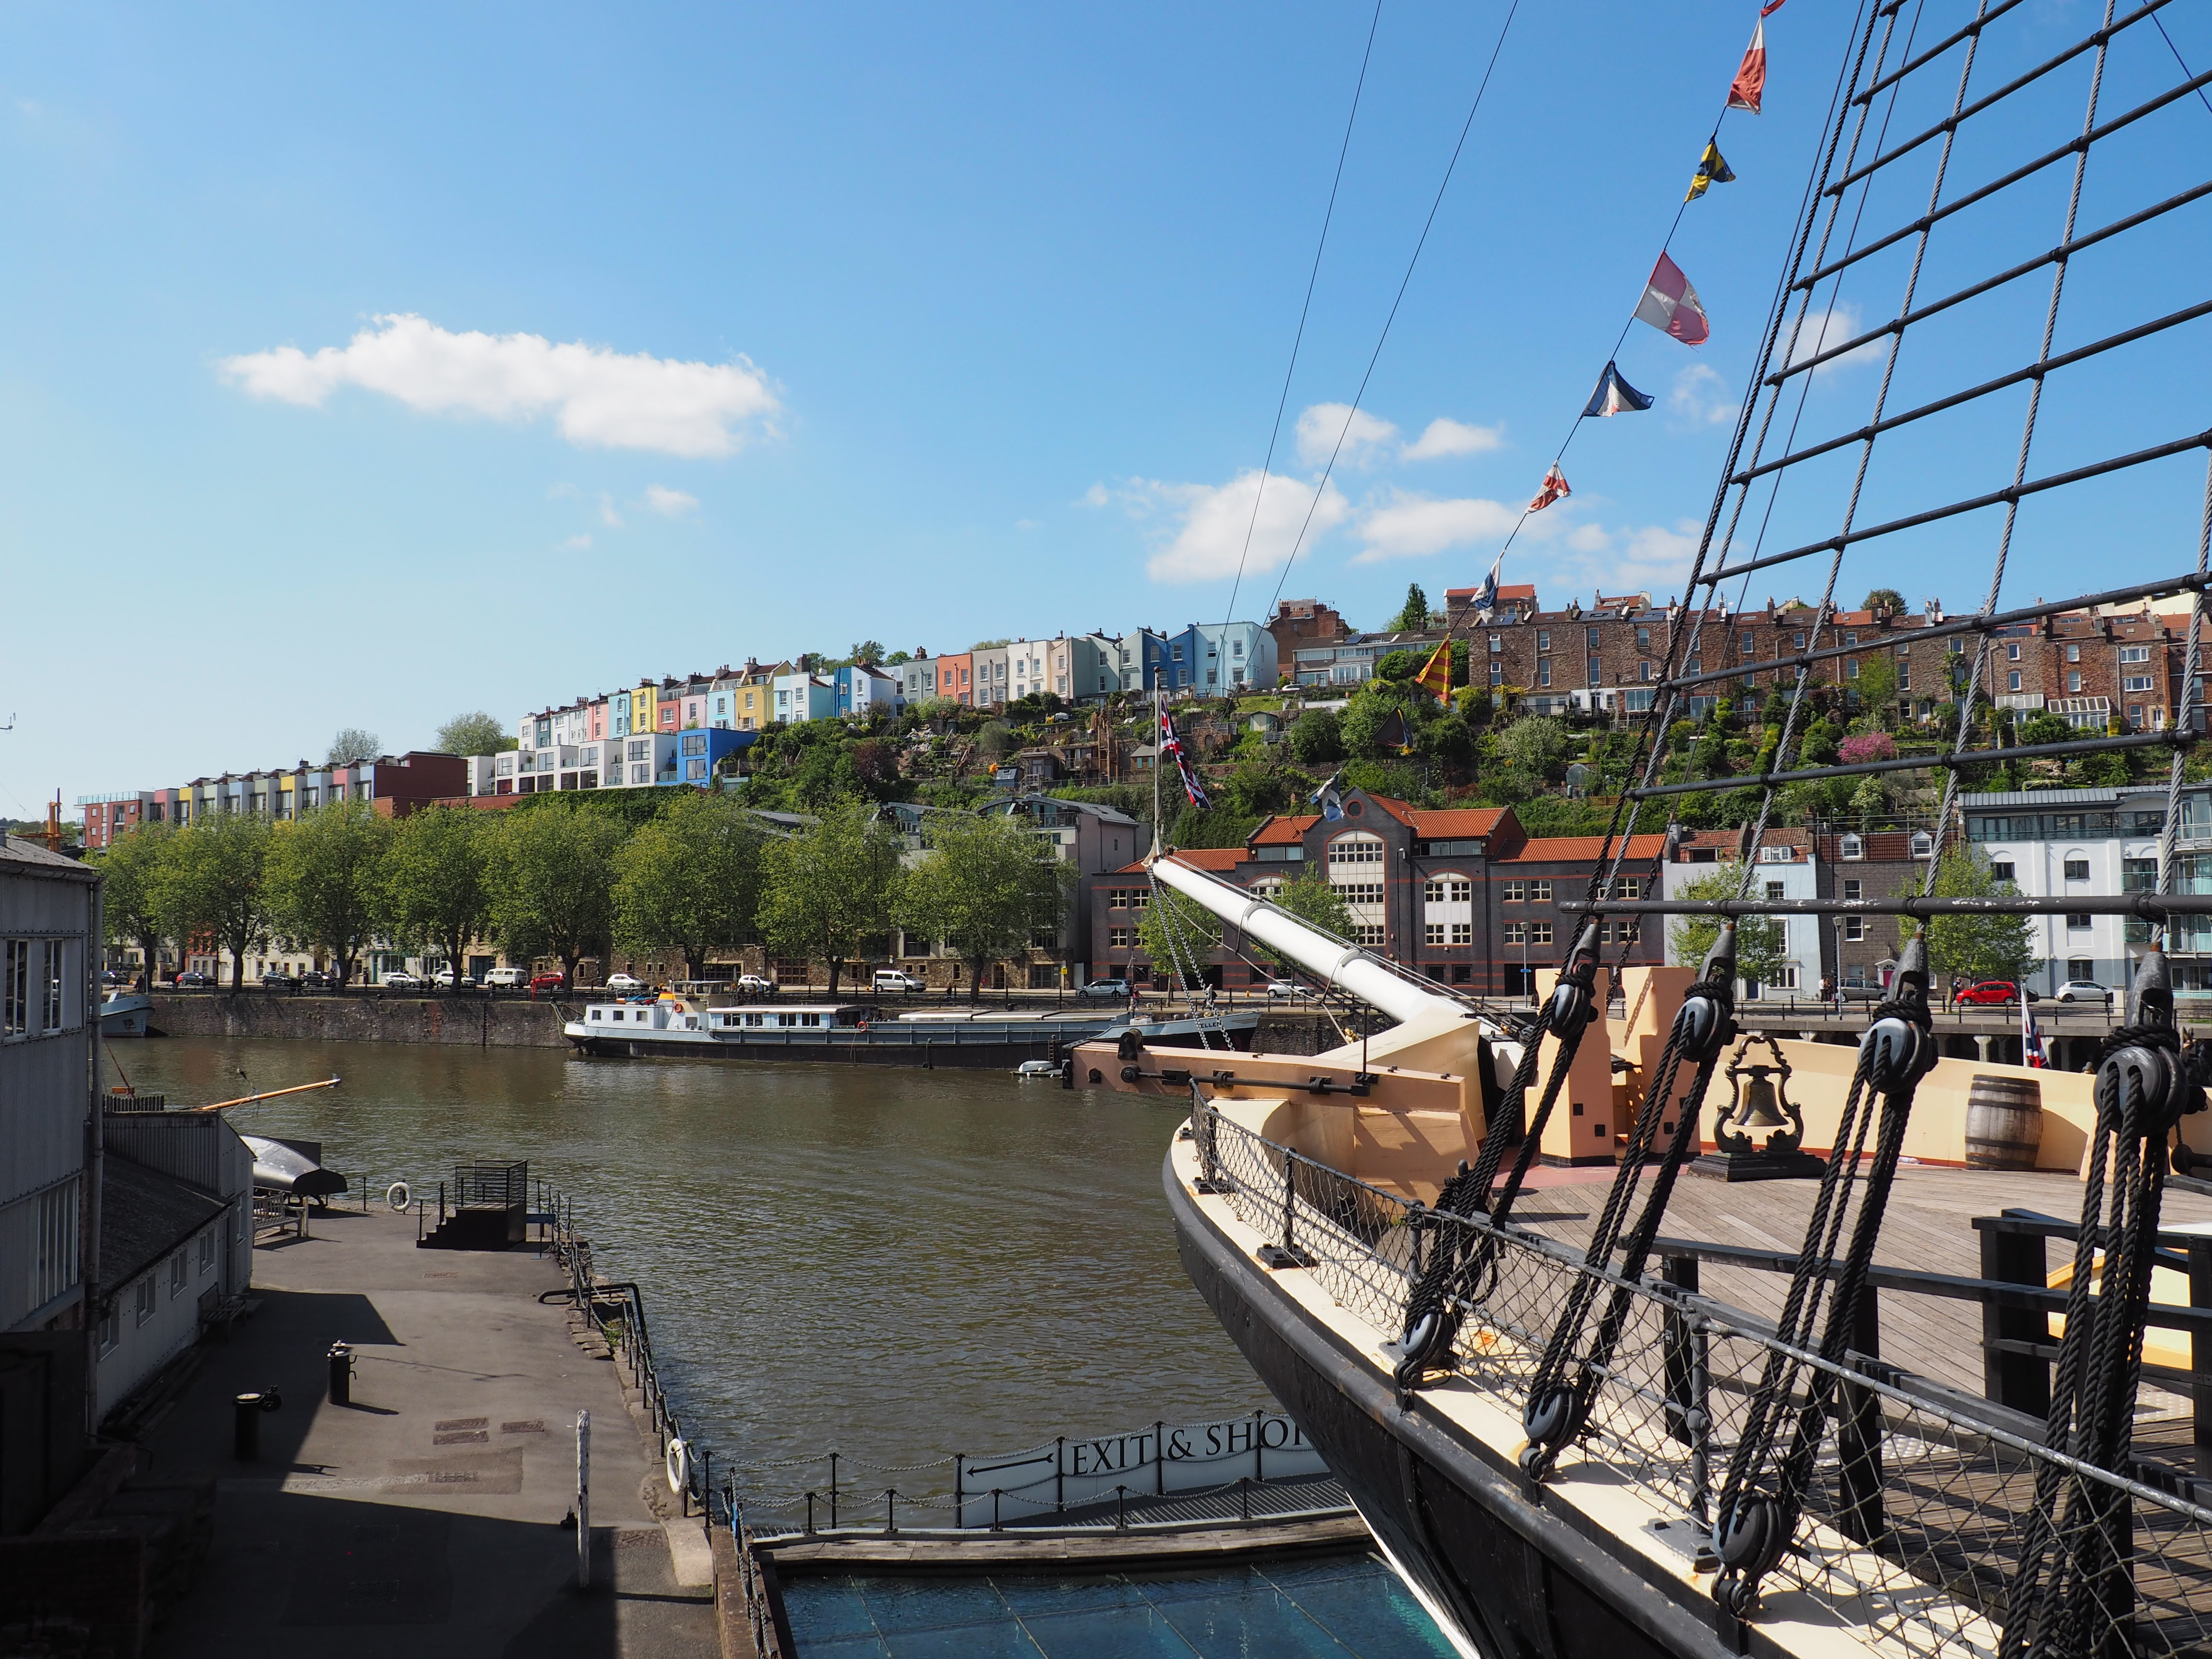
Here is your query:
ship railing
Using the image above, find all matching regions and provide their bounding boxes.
[1191,1098,2212,1659]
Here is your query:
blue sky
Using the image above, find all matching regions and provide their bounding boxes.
[3,0,2205,811]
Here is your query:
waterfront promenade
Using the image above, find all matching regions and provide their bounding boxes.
[142,1206,715,1658]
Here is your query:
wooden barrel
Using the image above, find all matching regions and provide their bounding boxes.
[1965,1075,2044,1170]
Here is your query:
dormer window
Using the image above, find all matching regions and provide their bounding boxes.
[1909,831,1934,857]
[1839,833,1863,861]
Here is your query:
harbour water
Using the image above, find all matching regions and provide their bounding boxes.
[117,1037,1273,1491]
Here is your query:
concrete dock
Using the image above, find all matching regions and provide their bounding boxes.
[136,1205,716,1659]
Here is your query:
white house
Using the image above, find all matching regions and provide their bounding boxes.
[1663,831,1823,1001]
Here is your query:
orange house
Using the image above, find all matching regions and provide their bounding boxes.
[936,652,974,706]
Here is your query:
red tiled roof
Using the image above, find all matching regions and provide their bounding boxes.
[1404,807,1509,837]
[1494,833,1668,864]
[1106,849,1245,875]
[1445,583,1538,600]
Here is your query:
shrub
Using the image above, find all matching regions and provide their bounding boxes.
[1837,731,1897,765]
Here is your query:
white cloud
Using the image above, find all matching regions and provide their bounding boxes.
[598,493,624,529]
[1668,363,1737,428]
[218,313,781,458]
[1785,302,1885,374]
[1400,417,1504,462]
[1541,517,1702,593]
[1125,469,1352,584]
[561,533,593,551]
[1014,517,1040,531]
[643,485,699,517]
[1351,491,1520,564]
[1078,482,1109,508]
[1295,402,1398,469]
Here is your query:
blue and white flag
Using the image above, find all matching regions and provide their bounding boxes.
[1583,360,1654,418]
[1310,772,1346,823]
[1472,555,1502,623]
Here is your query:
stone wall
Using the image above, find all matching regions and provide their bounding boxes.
[144,994,571,1048]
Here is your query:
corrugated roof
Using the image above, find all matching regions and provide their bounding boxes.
[1959,788,2124,807]
[1496,833,1668,864]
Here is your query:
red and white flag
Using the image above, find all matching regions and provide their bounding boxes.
[1527,462,1571,514]
[1729,20,1767,113]
[1634,252,1711,346]
[2021,994,2047,1068]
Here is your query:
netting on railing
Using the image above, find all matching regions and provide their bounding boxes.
[1193,1103,2212,1658]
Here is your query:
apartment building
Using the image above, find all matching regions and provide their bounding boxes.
[970,644,1010,708]
[1266,599,1351,684]
[1663,829,1825,1000]
[935,651,974,706]
[82,753,467,848]
[1290,628,1450,691]
[771,671,835,725]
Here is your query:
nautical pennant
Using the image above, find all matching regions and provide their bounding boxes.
[2021,995,2047,1069]
[1413,639,1454,703]
[1728,20,1767,114]
[1527,462,1572,513]
[1471,554,1502,622]
[1583,360,1654,418]
[1634,252,1711,346]
[1310,771,1346,823]
[1685,139,1736,202]
[1759,0,1788,14]
[1158,708,1212,810]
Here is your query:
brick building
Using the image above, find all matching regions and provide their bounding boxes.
[1266,599,1351,683]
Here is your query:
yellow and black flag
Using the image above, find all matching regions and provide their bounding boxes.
[1686,140,1737,202]
[1413,640,1455,704]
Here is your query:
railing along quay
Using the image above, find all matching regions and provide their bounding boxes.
[1187,1086,2212,1659]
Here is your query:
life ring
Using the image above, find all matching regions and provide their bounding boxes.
[665,1437,690,1494]
[386,1181,411,1212]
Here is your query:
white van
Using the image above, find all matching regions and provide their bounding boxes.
[872,969,927,995]
[483,967,527,988]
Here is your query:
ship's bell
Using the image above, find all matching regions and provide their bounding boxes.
[1737,1070,1786,1130]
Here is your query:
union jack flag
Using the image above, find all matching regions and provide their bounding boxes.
[2021,994,2047,1069]
[1159,709,1212,810]
[1527,462,1572,514]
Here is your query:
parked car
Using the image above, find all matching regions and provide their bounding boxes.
[301,969,339,990]
[2053,980,2113,1005]
[1078,978,1132,1000]
[173,970,211,988]
[603,973,647,992]
[383,970,425,990]
[529,972,567,992]
[872,969,926,994]
[483,967,527,988]
[431,967,478,989]
[100,968,127,986]
[1953,980,2039,1006]
[259,969,299,988]
[1265,980,1314,999]
[735,973,777,997]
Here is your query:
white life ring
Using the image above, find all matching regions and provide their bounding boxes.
[665,1437,690,1495]
[386,1181,411,1213]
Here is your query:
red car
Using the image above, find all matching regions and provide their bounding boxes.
[529,972,567,992]
[1952,980,2039,1006]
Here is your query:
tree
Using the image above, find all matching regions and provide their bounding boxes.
[897,813,1069,1002]
[486,803,627,985]
[613,792,766,981]
[1135,882,1224,991]
[848,640,888,665]
[1666,863,1791,992]
[266,799,396,985]
[155,812,273,987]
[1254,870,1356,972]
[387,805,493,990]
[1497,715,1573,785]
[1390,582,1432,633]
[756,802,903,996]
[92,821,176,985]
[435,711,516,756]
[1903,847,2042,987]
[327,728,382,765]
[1290,708,1345,766]
[1863,588,1907,613]
[1852,654,1899,724]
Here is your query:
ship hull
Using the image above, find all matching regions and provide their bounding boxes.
[563,1013,1254,1069]
[1167,1155,1734,1659]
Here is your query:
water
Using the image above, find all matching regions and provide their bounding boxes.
[116,1038,1272,1504]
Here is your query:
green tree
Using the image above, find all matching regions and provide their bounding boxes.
[435,711,517,755]
[1852,654,1899,724]
[486,803,628,985]
[1253,870,1355,973]
[1903,847,2042,986]
[387,805,493,990]
[848,640,888,665]
[155,812,274,987]
[266,799,396,985]
[1666,863,1791,992]
[613,792,766,981]
[1389,582,1432,633]
[897,812,1070,1002]
[91,821,176,985]
[1863,588,1906,613]
[327,727,382,765]
[756,802,904,996]
[1289,708,1345,766]
[1497,715,1573,785]
[1134,882,1224,991]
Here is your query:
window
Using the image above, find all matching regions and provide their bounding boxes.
[1502,880,1526,902]
[1843,916,1865,942]
[3,939,25,1035]
[40,941,62,1034]
[1842,878,1862,901]
[1639,661,1653,682]
[1587,657,1601,684]
[1844,631,1858,648]
[1426,923,1446,946]
[32,1184,76,1310]
[2007,642,2021,661]
[1839,833,1863,861]
[1793,631,1806,649]
[1537,630,1551,651]
[1757,846,1792,863]
[1503,921,1526,945]
[1350,924,1385,946]
[681,733,707,757]
[2121,645,2151,664]
[2067,913,2092,930]
[1529,921,1553,945]
[1337,881,1384,905]
[1636,627,1650,651]
[1529,880,1553,901]
[1108,927,1130,949]
[1538,659,1552,687]
[2068,672,2083,693]
[628,740,649,762]
[1489,634,1502,654]
[169,1250,188,1298]
[1451,923,1473,945]
[2067,644,2081,662]
[1327,836,1384,867]
[199,1227,216,1272]
[134,1275,156,1327]
[96,1302,118,1357]
[2064,858,2090,881]
[2123,675,2154,693]
[1909,831,1934,857]
[1765,880,1786,902]
[1989,861,2016,882]
[1490,660,1503,684]
[2069,957,2094,981]
[2008,671,2023,693]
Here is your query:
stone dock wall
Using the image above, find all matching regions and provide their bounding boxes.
[145,993,572,1047]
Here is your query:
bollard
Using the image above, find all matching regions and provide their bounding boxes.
[327,1341,352,1406]
[234,1392,263,1460]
